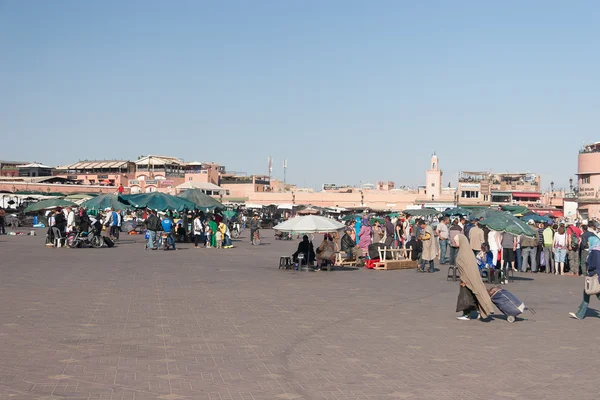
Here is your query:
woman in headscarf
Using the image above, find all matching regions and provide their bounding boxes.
[208,217,218,248]
[453,234,495,320]
[358,218,372,256]
[570,236,600,319]
[354,216,362,245]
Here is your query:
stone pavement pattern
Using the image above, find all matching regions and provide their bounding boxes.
[0,232,598,400]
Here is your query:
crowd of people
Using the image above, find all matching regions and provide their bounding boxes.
[41,205,253,251]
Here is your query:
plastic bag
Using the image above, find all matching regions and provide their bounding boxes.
[540,251,546,267]
[456,286,477,313]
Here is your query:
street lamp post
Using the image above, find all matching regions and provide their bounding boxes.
[569,177,573,193]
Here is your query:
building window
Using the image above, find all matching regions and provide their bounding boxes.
[461,191,479,198]
[431,183,435,187]
[484,195,489,202]
[581,175,590,184]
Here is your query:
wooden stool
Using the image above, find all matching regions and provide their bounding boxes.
[447,266,459,282]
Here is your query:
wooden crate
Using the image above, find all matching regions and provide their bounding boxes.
[373,259,418,270]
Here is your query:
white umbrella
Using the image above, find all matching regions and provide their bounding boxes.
[273,215,345,233]
[244,203,264,209]
[276,203,295,210]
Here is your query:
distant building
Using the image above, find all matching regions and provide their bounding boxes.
[577,141,600,219]
[457,171,541,207]
[55,160,136,187]
[18,163,54,177]
[0,160,29,177]
[490,172,541,206]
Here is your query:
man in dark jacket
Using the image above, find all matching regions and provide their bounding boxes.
[341,228,362,260]
[145,210,163,250]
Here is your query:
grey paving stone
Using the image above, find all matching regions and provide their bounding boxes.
[0,231,597,399]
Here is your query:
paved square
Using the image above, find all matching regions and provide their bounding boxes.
[0,232,597,400]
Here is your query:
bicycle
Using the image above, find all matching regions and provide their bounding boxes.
[251,229,261,246]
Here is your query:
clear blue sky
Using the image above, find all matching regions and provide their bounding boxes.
[1,1,598,190]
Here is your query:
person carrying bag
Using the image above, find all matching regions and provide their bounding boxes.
[570,236,600,319]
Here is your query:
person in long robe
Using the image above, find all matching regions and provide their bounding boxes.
[354,216,362,245]
[453,234,495,320]
[419,221,437,272]
[358,218,372,256]
[208,218,218,248]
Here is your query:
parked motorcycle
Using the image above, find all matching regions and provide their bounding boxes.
[66,228,103,248]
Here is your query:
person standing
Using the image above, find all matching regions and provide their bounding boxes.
[464,219,475,240]
[193,214,203,248]
[144,210,162,250]
[114,209,122,240]
[543,223,555,273]
[553,225,568,275]
[418,220,437,273]
[208,217,218,248]
[0,207,6,235]
[569,235,600,320]
[580,223,596,276]
[567,223,582,275]
[354,216,362,245]
[358,218,372,256]
[384,216,395,248]
[453,234,495,321]
[372,220,383,243]
[468,221,485,257]
[536,222,545,271]
[520,221,538,272]
[449,219,462,265]
[488,229,502,269]
[437,217,450,264]
[501,231,517,272]
[66,207,76,233]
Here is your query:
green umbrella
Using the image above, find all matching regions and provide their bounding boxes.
[387,212,400,218]
[24,199,76,213]
[370,217,385,224]
[402,208,439,217]
[65,193,99,200]
[222,210,237,220]
[443,207,471,217]
[81,194,130,212]
[342,214,361,221]
[120,192,196,212]
[176,189,225,211]
[500,205,529,216]
[479,212,537,237]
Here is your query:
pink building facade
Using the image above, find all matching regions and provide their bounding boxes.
[577,144,600,219]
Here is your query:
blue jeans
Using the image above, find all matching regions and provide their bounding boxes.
[420,259,435,272]
[147,230,157,249]
[439,239,449,263]
[515,248,522,271]
[575,290,600,319]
